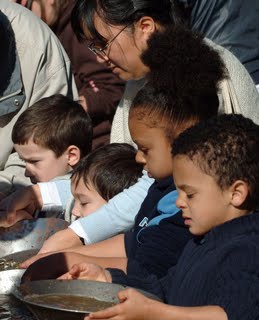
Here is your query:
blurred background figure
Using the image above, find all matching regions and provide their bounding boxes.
[14,0,125,148]
[0,0,77,197]
[179,0,259,90]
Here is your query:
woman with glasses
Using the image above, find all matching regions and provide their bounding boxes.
[13,0,126,149]
[71,0,259,145]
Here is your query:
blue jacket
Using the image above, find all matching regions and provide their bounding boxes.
[112,212,259,320]
[184,0,259,83]
[111,177,192,278]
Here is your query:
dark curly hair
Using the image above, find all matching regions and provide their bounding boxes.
[172,114,259,210]
[71,143,143,201]
[130,25,227,140]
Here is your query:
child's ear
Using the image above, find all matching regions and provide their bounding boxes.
[230,180,249,207]
[66,145,81,167]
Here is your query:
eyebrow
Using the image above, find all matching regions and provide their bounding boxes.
[134,139,150,148]
[19,156,40,162]
[176,184,195,192]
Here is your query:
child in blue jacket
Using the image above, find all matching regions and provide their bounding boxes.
[82,114,259,320]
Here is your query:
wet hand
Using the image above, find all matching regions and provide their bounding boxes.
[0,186,40,228]
[58,262,112,282]
[85,288,156,320]
[0,209,33,228]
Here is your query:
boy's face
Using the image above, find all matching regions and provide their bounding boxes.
[129,116,173,181]
[71,177,107,218]
[172,155,235,236]
[14,139,71,183]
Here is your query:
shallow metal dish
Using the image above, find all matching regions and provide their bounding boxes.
[0,218,69,295]
[0,249,38,294]
[0,218,69,258]
[0,269,25,295]
[13,279,160,320]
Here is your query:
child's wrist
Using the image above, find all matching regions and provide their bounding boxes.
[104,269,112,283]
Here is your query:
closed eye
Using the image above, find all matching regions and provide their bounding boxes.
[25,160,40,164]
[80,202,88,206]
[139,148,149,155]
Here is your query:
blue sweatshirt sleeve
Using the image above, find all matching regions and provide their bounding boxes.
[69,171,154,243]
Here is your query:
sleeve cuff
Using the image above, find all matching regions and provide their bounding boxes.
[38,182,63,212]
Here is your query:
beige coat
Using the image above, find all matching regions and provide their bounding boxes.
[0,0,78,194]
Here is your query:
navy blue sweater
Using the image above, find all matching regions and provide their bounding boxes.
[110,176,192,279]
[112,212,259,320]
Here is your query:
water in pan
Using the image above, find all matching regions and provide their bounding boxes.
[26,294,115,312]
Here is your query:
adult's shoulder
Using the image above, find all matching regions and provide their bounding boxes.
[0,0,67,60]
[205,38,259,124]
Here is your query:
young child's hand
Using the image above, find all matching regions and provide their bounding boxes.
[0,187,36,228]
[0,209,33,228]
[85,288,159,320]
[0,185,41,227]
[58,262,112,283]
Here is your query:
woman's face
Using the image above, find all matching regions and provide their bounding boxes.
[87,15,151,81]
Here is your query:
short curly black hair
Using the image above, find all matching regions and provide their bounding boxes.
[172,114,259,210]
[130,25,227,141]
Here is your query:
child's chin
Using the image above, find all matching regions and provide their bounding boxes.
[147,172,153,178]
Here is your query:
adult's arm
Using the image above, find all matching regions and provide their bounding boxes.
[206,39,259,124]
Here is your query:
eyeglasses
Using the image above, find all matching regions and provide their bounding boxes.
[88,25,129,59]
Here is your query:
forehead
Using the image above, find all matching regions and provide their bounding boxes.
[71,175,93,191]
[129,118,169,146]
[172,155,210,185]
[83,13,113,42]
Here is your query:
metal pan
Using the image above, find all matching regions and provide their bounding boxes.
[0,218,69,258]
[0,249,38,294]
[0,269,25,295]
[13,279,161,320]
[0,218,69,295]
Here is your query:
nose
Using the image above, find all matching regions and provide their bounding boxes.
[71,203,81,218]
[135,150,146,165]
[175,195,187,209]
[96,54,110,64]
[96,55,105,63]
[24,164,32,178]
